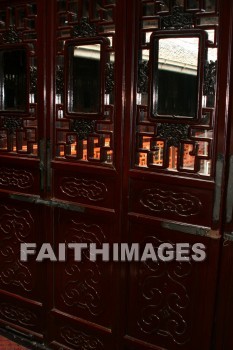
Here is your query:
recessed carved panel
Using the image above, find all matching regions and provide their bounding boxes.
[137,258,192,345]
[0,205,34,292]
[0,167,34,190]
[128,234,192,346]
[60,326,104,350]
[140,188,202,216]
[60,177,108,201]
[59,219,106,317]
[0,302,37,327]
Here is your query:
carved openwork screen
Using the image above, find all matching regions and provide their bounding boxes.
[55,0,116,164]
[0,4,38,157]
[150,31,204,120]
[0,47,27,112]
[136,2,218,177]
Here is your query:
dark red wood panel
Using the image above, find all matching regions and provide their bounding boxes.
[0,1,232,349]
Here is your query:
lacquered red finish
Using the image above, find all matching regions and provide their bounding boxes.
[0,1,232,350]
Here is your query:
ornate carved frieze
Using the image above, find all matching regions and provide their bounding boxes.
[72,17,97,38]
[105,63,115,94]
[0,302,37,327]
[1,116,24,135]
[71,119,96,140]
[61,326,104,350]
[161,6,194,30]
[0,167,34,189]
[157,123,189,147]
[1,25,22,44]
[138,61,149,94]
[140,188,202,216]
[204,60,217,96]
[61,177,108,201]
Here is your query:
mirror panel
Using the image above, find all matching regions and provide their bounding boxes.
[151,33,203,120]
[66,41,102,116]
[0,48,27,112]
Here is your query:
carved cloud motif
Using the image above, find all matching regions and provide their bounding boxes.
[61,177,108,201]
[140,188,202,216]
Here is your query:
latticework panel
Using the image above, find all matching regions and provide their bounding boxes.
[0,4,38,157]
[135,0,218,177]
[55,0,116,165]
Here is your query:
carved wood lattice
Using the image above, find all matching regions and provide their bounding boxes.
[55,0,116,165]
[136,0,218,177]
[0,4,38,156]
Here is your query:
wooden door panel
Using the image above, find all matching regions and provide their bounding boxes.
[52,208,116,328]
[123,1,229,349]
[0,0,47,343]
[48,0,125,348]
[49,207,119,348]
[0,199,46,340]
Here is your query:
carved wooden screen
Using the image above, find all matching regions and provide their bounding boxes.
[0,0,46,341]
[48,1,125,349]
[54,1,115,164]
[122,1,229,350]
[0,0,232,349]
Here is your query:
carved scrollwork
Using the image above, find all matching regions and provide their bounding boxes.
[61,220,105,316]
[204,60,217,96]
[0,205,34,291]
[72,17,97,38]
[161,6,194,30]
[1,116,24,135]
[60,177,108,201]
[30,66,37,94]
[1,25,22,44]
[157,123,189,147]
[61,326,104,350]
[0,167,34,189]
[56,65,64,94]
[105,62,115,94]
[71,118,96,140]
[0,303,37,327]
[138,61,149,94]
[140,188,202,216]
[137,235,192,345]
